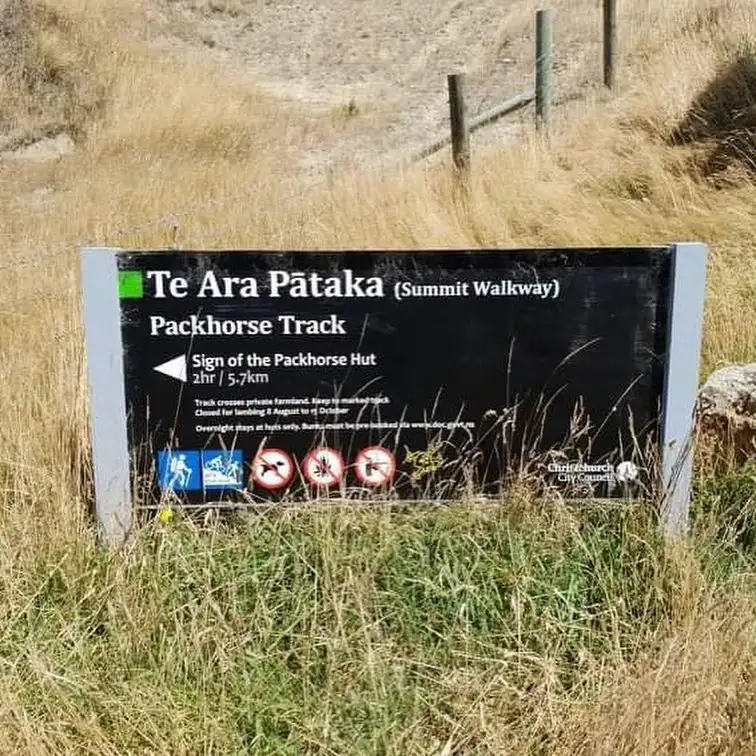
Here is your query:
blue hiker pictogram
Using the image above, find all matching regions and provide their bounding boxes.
[157,450,201,491]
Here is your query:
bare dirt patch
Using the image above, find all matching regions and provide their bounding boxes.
[155,0,608,179]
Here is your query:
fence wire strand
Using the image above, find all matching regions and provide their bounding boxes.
[2,181,318,275]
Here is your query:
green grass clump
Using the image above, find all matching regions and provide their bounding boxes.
[0,498,736,754]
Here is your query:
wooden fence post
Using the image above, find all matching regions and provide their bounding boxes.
[448,73,470,185]
[535,9,553,135]
[603,0,617,91]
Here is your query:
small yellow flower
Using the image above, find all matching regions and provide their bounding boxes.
[158,507,174,523]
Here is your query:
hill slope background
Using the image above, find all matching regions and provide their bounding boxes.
[1,0,756,752]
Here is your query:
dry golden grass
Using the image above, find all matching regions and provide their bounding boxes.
[1,0,756,752]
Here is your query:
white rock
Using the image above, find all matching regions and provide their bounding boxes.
[697,363,756,463]
[699,364,756,414]
[1,133,75,162]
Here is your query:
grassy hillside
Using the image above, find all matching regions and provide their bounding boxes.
[1,0,756,752]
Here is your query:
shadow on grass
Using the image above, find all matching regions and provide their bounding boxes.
[669,51,756,181]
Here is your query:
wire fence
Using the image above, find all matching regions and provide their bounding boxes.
[86,181,312,246]
[0,179,316,293]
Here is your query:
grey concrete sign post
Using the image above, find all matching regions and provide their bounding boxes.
[81,247,133,544]
[659,242,708,538]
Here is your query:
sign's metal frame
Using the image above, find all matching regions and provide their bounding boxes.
[80,243,708,544]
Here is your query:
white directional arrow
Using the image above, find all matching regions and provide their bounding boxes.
[153,354,187,383]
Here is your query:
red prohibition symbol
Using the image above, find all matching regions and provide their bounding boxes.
[302,447,345,487]
[251,448,294,490]
[354,446,396,487]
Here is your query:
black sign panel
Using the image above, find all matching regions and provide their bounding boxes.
[116,249,672,504]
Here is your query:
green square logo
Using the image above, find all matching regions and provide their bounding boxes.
[119,270,144,299]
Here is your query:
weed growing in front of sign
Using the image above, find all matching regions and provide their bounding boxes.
[158,506,174,523]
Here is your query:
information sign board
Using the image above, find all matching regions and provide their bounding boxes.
[81,245,707,542]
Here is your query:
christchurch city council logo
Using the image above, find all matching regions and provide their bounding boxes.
[615,461,639,483]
